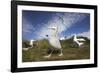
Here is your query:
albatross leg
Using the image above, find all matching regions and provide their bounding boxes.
[58,49,63,56]
[43,49,54,58]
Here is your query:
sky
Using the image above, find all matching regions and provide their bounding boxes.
[22,10,90,40]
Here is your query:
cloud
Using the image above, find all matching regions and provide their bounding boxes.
[65,30,90,39]
[37,12,86,38]
[77,30,90,39]
[22,18,34,33]
[22,18,37,40]
[22,12,88,40]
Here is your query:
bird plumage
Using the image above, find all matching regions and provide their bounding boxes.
[48,27,61,49]
[44,26,63,58]
[73,35,85,47]
[49,35,61,49]
[29,40,34,47]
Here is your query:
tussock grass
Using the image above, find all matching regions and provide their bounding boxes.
[22,37,90,62]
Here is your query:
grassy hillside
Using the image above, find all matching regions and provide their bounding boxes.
[22,37,90,62]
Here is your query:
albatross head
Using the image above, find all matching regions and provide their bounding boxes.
[48,26,58,31]
[48,26,58,36]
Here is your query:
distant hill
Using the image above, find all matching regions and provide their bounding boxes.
[22,36,90,49]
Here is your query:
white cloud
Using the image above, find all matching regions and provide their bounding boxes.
[65,30,90,39]
[22,12,88,40]
[77,30,90,39]
[22,18,38,40]
[37,13,86,38]
[22,18,34,33]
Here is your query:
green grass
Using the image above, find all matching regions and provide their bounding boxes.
[22,37,90,62]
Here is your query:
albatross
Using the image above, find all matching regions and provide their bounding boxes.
[44,26,63,58]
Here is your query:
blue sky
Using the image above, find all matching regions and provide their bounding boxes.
[22,10,90,40]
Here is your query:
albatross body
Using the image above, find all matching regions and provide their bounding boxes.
[73,34,85,47]
[49,33,61,49]
[44,26,63,58]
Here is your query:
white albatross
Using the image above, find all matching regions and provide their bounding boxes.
[44,26,63,58]
[73,34,85,47]
[29,40,34,47]
[23,40,34,51]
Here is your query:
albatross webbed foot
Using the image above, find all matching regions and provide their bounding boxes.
[43,55,51,58]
